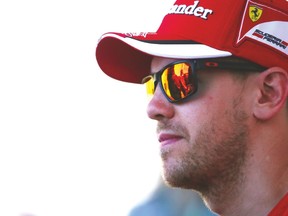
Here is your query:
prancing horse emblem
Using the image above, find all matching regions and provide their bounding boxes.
[249,6,263,22]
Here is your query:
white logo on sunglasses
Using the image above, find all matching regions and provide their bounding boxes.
[169,0,213,20]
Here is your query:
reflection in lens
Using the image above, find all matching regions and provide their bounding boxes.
[162,62,193,101]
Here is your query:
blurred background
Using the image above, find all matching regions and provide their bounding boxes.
[0,0,216,215]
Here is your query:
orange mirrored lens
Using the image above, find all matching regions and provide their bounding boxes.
[161,62,194,101]
[144,61,196,102]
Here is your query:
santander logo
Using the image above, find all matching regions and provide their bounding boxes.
[168,0,213,20]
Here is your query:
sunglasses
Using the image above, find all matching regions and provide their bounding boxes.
[142,57,266,103]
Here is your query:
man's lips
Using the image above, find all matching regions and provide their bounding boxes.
[158,133,183,147]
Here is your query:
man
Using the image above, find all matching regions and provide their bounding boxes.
[96,0,288,215]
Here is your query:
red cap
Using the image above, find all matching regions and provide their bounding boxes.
[96,0,288,84]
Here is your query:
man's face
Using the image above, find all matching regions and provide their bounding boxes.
[146,57,250,196]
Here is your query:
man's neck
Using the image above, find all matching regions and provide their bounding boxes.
[202,146,288,216]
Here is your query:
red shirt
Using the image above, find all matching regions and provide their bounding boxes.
[268,193,288,216]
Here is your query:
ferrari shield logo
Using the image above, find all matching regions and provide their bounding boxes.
[249,6,263,22]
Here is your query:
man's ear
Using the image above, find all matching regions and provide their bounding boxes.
[253,67,288,120]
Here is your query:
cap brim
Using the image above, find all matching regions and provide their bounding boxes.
[96,32,232,84]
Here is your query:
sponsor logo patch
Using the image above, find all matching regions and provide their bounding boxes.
[237,0,288,56]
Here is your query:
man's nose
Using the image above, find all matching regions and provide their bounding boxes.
[146,85,175,121]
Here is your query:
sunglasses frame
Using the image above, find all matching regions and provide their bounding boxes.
[143,57,266,103]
